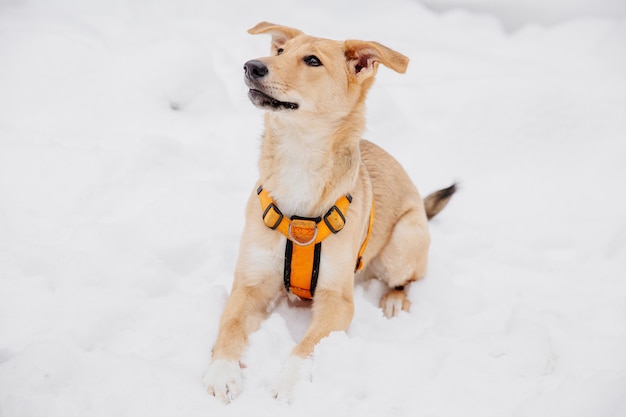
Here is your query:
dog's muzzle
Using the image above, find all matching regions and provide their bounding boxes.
[243,59,299,111]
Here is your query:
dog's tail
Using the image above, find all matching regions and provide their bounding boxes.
[424,183,457,220]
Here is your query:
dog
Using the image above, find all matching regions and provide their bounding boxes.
[203,22,456,403]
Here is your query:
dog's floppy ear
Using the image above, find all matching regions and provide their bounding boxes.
[344,40,409,80]
[248,22,304,54]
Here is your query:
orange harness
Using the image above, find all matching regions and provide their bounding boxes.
[257,186,374,299]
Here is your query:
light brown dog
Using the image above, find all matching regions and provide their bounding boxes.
[203,22,455,403]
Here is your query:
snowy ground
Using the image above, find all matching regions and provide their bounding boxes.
[1,0,625,416]
[421,0,626,30]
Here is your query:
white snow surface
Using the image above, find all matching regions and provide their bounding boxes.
[422,0,626,30]
[1,1,626,416]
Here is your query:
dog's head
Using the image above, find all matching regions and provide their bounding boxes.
[244,22,409,118]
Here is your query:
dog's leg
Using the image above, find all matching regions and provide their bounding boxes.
[273,287,354,402]
[292,288,354,357]
[372,209,430,318]
[203,281,278,403]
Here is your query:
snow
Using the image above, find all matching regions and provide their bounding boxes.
[1,0,625,416]
[421,0,626,30]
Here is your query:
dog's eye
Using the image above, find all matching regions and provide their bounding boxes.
[276,48,284,56]
[303,55,322,67]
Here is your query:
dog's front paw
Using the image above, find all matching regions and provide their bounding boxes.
[380,289,411,318]
[202,359,243,404]
[272,356,309,403]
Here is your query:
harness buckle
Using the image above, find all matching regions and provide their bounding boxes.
[262,203,283,230]
[323,205,346,234]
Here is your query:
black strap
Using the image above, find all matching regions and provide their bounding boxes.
[310,242,321,296]
[283,240,293,293]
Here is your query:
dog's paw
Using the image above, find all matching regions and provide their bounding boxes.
[380,289,411,318]
[272,356,309,403]
[202,359,243,404]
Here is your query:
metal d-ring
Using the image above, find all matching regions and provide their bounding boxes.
[288,223,318,246]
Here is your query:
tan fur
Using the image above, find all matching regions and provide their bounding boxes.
[204,22,452,403]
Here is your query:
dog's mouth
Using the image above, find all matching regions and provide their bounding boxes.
[248,89,299,111]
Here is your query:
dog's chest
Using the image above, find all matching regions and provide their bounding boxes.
[270,136,330,216]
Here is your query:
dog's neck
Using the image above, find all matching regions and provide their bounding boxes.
[258,111,363,218]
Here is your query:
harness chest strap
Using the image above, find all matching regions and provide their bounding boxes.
[257,186,373,299]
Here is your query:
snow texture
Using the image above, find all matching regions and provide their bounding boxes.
[1,0,625,416]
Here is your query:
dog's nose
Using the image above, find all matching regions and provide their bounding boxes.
[244,60,268,79]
